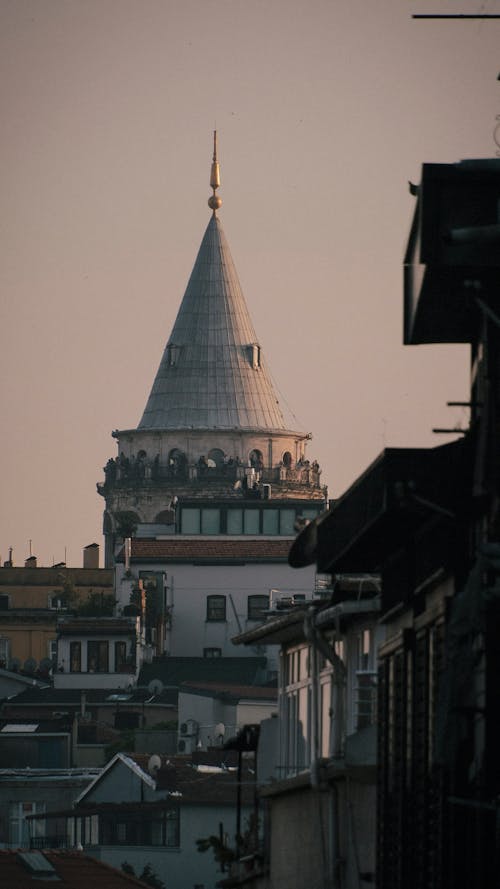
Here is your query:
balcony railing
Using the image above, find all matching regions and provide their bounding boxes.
[99,462,324,491]
[30,835,68,850]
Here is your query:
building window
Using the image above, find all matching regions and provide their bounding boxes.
[87,640,109,673]
[208,448,225,468]
[9,802,45,847]
[243,509,260,535]
[99,809,179,846]
[0,594,9,611]
[70,641,81,672]
[167,344,181,366]
[48,639,57,664]
[280,508,296,535]
[204,647,222,658]
[201,508,220,534]
[227,508,243,534]
[115,641,127,671]
[249,449,263,469]
[247,595,269,621]
[282,643,313,776]
[48,594,68,610]
[249,343,261,369]
[69,815,99,848]
[206,595,226,622]
[181,508,200,534]
[262,509,279,535]
[0,635,11,667]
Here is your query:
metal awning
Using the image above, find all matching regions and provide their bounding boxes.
[290,437,471,574]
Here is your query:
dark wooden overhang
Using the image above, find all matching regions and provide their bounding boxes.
[290,437,471,575]
[404,159,500,345]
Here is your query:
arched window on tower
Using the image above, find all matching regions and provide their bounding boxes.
[282,451,292,469]
[208,448,225,469]
[166,344,181,366]
[168,449,187,477]
[249,449,264,470]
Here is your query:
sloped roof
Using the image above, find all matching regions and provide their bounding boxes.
[139,215,297,432]
[1,685,177,708]
[125,753,254,802]
[75,752,254,807]
[123,537,293,562]
[139,656,268,689]
[179,681,277,702]
[0,850,149,889]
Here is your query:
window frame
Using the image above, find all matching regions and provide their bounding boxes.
[114,640,127,671]
[247,594,269,621]
[70,641,81,673]
[204,647,222,658]
[206,595,227,622]
[87,640,109,673]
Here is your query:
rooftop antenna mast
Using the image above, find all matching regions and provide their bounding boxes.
[208,131,222,216]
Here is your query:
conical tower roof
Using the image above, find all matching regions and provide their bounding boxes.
[139,140,297,433]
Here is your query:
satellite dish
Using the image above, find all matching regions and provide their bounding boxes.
[207,458,216,468]
[215,722,226,738]
[24,658,38,674]
[148,679,164,695]
[147,754,162,776]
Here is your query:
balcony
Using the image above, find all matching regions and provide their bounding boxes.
[30,835,68,850]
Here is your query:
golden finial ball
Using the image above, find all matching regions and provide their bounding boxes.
[208,195,222,211]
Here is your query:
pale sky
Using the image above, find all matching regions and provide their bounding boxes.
[1,0,499,568]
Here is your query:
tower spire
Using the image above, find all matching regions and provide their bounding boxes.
[208,130,222,216]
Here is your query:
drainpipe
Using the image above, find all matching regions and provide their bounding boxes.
[304,609,320,788]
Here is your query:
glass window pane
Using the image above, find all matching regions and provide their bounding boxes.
[182,508,200,533]
[301,508,319,520]
[244,509,260,535]
[166,809,180,846]
[227,509,243,534]
[280,509,296,535]
[115,641,126,671]
[262,509,279,534]
[70,642,81,672]
[248,595,269,620]
[88,640,109,673]
[201,508,220,534]
[206,595,226,621]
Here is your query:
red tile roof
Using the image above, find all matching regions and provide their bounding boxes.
[125,538,292,562]
[0,849,150,888]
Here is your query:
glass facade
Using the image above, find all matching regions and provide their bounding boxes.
[180,505,319,535]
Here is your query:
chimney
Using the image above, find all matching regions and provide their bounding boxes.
[25,556,37,568]
[83,543,99,569]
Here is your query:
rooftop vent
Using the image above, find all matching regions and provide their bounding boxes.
[17,850,57,876]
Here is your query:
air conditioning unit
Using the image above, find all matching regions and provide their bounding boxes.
[177,736,196,754]
[180,718,198,736]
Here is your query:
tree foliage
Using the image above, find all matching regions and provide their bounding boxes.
[121,861,165,888]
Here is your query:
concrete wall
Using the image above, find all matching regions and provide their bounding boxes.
[0,771,97,848]
[88,800,251,889]
[115,560,316,665]
[267,778,375,889]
